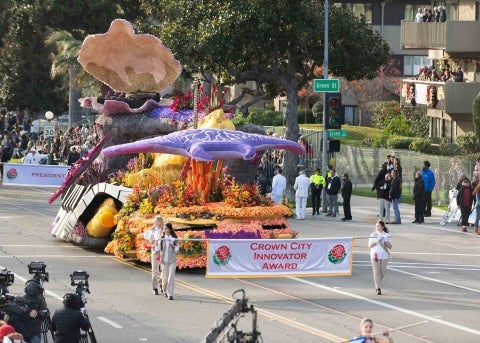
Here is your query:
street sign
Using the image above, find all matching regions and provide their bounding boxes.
[313,79,340,93]
[328,130,348,138]
[44,123,56,138]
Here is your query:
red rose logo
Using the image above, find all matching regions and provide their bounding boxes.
[331,244,346,259]
[328,244,347,264]
[213,245,231,266]
[6,168,17,179]
[216,246,230,260]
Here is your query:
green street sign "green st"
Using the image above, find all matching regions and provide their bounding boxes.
[313,79,340,93]
[328,130,348,138]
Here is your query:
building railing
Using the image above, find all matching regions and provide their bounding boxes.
[401,79,480,115]
[401,20,480,56]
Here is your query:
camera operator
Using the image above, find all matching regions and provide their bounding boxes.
[6,280,47,343]
[51,293,90,343]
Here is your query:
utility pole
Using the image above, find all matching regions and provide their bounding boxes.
[322,0,329,179]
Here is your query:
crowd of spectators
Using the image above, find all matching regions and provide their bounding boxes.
[415,64,464,83]
[415,6,446,23]
[0,109,98,166]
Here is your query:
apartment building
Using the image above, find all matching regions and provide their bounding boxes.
[398,0,480,141]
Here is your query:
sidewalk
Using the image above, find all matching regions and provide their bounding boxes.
[288,195,446,232]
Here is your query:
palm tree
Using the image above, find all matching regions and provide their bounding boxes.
[46,30,97,126]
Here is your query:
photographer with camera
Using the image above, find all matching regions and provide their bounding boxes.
[51,293,90,343]
[6,280,48,343]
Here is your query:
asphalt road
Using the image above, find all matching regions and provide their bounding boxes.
[0,186,479,343]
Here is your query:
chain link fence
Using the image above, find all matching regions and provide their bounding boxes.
[263,127,477,206]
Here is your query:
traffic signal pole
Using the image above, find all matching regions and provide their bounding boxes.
[322,0,329,180]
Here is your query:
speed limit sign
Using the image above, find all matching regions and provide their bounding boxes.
[44,123,56,137]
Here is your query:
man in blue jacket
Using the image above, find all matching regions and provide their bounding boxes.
[421,161,436,217]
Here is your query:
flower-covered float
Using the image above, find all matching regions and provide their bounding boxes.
[50,19,305,269]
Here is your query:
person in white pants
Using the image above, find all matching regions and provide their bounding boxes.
[368,220,392,295]
[144,216,164,295]
[293,170,311,220]
[161,222,179,300]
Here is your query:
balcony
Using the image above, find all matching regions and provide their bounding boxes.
[401,79,480,115]
[401,21,480,57]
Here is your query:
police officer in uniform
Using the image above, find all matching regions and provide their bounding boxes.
[309,168,325,215]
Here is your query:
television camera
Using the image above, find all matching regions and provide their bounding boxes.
[70,270,97,343]
[1,293,49,319]
[0,268,15,317]
[0,268,14,295]
[28,261,49,284]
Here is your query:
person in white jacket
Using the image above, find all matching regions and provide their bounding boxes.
[271,167,287,204]
[294,170,311,220]
[143,216,164,295]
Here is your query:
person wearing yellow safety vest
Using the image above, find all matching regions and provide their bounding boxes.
[309,168,325,215]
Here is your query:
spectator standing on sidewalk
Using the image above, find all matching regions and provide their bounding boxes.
[293,170,311,220]
[421,161,435,217]
[472,181,480,235]
[322,164,334,213]
[326,169,341,217]
[389,170,402,224]
[456,178,473,233]
[341,173,352,221]
[413,171,425,224]
[309,168,325,215]
[377,173,392,223]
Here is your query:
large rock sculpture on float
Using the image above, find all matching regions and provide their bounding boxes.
[78,19,181,93]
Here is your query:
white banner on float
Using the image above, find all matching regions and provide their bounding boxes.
[2,163,69,187]
[206,238,354,278]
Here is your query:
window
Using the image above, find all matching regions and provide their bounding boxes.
[333,3,372,23]
[344,3,372,23]
[404,56,432,76]
[444,1,458,21]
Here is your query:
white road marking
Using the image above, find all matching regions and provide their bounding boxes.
[388,267,480,294]
[97,316,123,329]
[291,277,480,335]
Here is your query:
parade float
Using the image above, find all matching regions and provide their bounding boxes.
[50,19,305,269]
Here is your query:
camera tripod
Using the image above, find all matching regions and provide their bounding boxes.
[28,262,54,343]
[71,271,97,343]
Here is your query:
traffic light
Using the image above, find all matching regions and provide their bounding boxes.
[325,93,342,130]
[328,139,341,153]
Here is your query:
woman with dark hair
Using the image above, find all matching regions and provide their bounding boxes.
[456,178,473,233]
[161,223,179,300]
[51,293,90,343]
[368,221,392,295]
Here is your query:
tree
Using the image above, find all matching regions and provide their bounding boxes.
[0,2,64,114]
[138,1,390,195]
[46,30,93,125]
[473,92,480,143]
[341,59,402,126]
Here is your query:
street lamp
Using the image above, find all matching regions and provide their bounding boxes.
[45,111,54,165]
